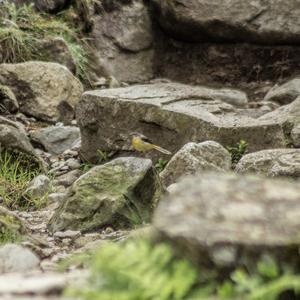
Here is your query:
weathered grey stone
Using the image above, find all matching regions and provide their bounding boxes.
[25,175,51,199]
[235,149,300,177]
[0,62,83,123]
[160,141,231,187]
[53,169,83,188]
[92,0,154,83]
[154,172,300,269]
[0,84,18,113]
[36,37,76,73]
[264,78,300,105]
[291,124,300,147]
[47,192,66,204]
[0,244,40,273]
[31,125,80,155]
[259,95,300,147]
[48,157,163,232]
[77,83,285,162]
[0,271,85,296]
[65,158,81,170]
[151,0,300,45]
[0,117,34,154]
[0,117,45,170]
[53,230,81,239]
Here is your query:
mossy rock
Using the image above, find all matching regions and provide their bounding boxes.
[48,157,164,232]
[0,206,29,244]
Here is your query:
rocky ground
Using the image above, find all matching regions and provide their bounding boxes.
[1,0,300,299]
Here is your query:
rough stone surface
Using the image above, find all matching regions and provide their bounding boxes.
[31,125,80,155]
[264,78,300,105]
[0,271,86,297]
[160,141,231,187]
[259,95,300,147]
[36,37,76,73]
[48,157,163,232]
[0,62,83,123]
[235,149,300,177]
[154,172,300,268]
[291,124,300,147]
[25,175,51,199]
[0,244,40,273]
[0,116,40,160]
[154,40,300,96]
[0,84,19,113]
[77,83,285,162]
[92,0,154,83]
[53,169,83,187]
[151,0,300,45]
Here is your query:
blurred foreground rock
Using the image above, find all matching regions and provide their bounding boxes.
[154,172,300,269]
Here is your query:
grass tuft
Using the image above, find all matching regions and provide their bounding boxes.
[0,149,43,210]
[0,214,22,244]
[227,139,248,166]
[0,2,88,80]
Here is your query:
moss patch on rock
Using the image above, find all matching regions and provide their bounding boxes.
[48,157,164,232]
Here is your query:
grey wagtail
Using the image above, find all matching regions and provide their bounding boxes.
[130,133,172,155]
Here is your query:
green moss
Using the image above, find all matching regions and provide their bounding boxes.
[49,159,163,232]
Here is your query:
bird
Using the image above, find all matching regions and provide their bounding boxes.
[130,132,172,155]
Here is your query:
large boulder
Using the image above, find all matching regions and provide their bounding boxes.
[154,172,300,269]
[235,149,300,177]
[48,157,163,232]
[30,125,80,155]
[263,78,300,105]
[77,83,285,162]
[151,0,300,44]
[92,0,154,83]
[0,62,83,123]
[160,141,231,187]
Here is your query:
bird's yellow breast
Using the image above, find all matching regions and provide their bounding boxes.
[132,137,153,152]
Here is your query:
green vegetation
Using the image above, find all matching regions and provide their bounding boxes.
[0,2,88,79]
[65,239,300,300]
[0,214,22,244]
[155,158,168,173]
[65,239,200,300]
[227,139,248,165]
[217,255,300,299]
[0,149,43,210]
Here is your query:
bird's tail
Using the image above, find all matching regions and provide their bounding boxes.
[152,144,172,155]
